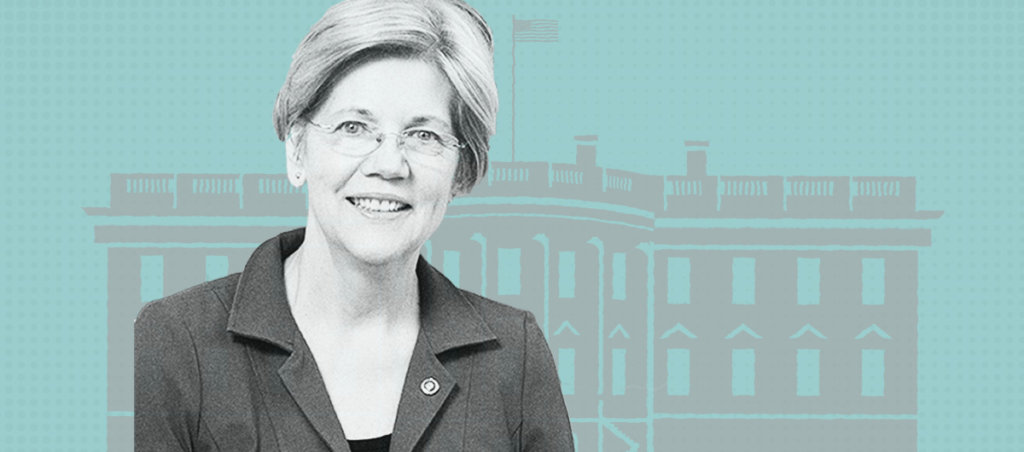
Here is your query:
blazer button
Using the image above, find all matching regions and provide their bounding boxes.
[420,377,440,396]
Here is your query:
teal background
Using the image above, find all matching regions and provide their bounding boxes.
[2,0,1021,450]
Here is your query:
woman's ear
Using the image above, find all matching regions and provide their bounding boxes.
[285,129,306,187]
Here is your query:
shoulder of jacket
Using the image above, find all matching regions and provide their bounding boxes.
[135,273,241,330]
[455,289,535,338]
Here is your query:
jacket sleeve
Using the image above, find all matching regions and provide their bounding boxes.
[135,300,202,451]
[520,311,575,451]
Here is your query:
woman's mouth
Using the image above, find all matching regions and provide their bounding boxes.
[346,196,412,213]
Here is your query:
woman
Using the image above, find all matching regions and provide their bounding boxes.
[134,0,574,450]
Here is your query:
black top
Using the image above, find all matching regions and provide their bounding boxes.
[348,434,391,452]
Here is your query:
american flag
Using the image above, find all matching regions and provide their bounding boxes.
[513,19,559,43]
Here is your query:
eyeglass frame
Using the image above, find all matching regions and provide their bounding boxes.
[301,117,467,158]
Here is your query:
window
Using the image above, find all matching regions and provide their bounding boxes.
[861,349,885,397]
[558,251,575,298]
[558,348,575,395]
[612,252,626,300]
[862,258,885,305]
[796,349,820,396]
[612,348,627,395]
[797,258,820,305]
[497,248,521,295]
[731,349,755,396]
[666,257,691,305]
[140,255,164,303]
[205,255,229,282]
[666,348,691,396]
[732,258,755,305]
[443,250,461,287]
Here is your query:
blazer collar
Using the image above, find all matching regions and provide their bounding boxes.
[226,227,498,355]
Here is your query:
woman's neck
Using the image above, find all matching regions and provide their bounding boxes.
[285,226,420,330]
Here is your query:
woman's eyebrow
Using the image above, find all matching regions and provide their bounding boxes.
[323,107,376,121]
[407,115,452,129]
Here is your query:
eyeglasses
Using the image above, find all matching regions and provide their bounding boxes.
[304,119,465,158]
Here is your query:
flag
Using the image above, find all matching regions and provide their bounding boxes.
[514,19,559,43]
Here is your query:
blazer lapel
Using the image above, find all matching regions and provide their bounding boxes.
[387,259,499,451]
[228,231,500,451]
[227,229,351,451]
[277,331,351,452]
[388,328,456,452]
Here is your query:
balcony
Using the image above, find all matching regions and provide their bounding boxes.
[475,161,549,197]
[604,169,663,212]
[176,174,240,215]
[664,175,717,217]
[719,176,784,217]
[110,174,174,214]
[241,174,306,216]
[852,177,915,218]
[785,176,851,217]
[550,163,601,201]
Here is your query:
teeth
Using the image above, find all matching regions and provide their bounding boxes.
[351,197,406,212]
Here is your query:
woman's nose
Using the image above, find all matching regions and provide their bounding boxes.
[359,133,410,180]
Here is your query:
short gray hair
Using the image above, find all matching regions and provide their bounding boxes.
[273,0,498,193]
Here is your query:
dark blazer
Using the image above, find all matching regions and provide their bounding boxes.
[135,228,573,451]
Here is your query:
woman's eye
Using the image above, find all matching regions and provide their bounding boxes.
[409,129,440,142]
[336,121,366,135]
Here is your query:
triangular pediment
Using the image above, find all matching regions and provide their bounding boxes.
[608,324,631,339]
[660,323,697,339]
[553,321,580,337]
[790,323,827,340]
[855,324,891,340]
[725,323,762,340]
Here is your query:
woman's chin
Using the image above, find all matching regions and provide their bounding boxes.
[344,242,417,269]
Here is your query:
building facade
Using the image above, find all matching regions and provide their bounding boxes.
[87,138,940,451]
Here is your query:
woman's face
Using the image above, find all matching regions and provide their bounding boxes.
[291,57,459,267]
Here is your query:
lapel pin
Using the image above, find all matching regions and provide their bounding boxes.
[420,377,440,396]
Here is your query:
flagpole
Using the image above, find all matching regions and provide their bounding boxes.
[510,17,557,162]
[511,15,516,161]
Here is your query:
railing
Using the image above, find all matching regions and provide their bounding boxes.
[476,162,549,197]
[788,178,837,197]
[604,169,662,211]
[721,177,771,197]
[719,176,784,217]
[177,174,241,214]
[854,178,901,197]
[188,175,238,194]
[123,174,173,194]
[254,175,303,195]
[95,169,922,218]
[785,176,850,217]
[242,174,306,216]
[667,177,704,196]
[852,177,915,217]
[551,164,585,185]
[663,175,718,217]
[606,172,633,192]
[492,165,531,183]
[111,174,175,213]
[547,163,602,203]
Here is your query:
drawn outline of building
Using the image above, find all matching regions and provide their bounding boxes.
[86,138,941,451]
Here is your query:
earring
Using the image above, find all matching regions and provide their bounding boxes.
[294,171,303,180]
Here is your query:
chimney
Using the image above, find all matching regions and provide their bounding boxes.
[684,141,709,176]
[574,135,598,167]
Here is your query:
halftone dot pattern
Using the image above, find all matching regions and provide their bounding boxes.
[1,1,322,450]
[2,0,1022,450]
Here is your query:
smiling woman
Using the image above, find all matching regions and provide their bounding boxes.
[293,58,460,268]
[132,0,573,451]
